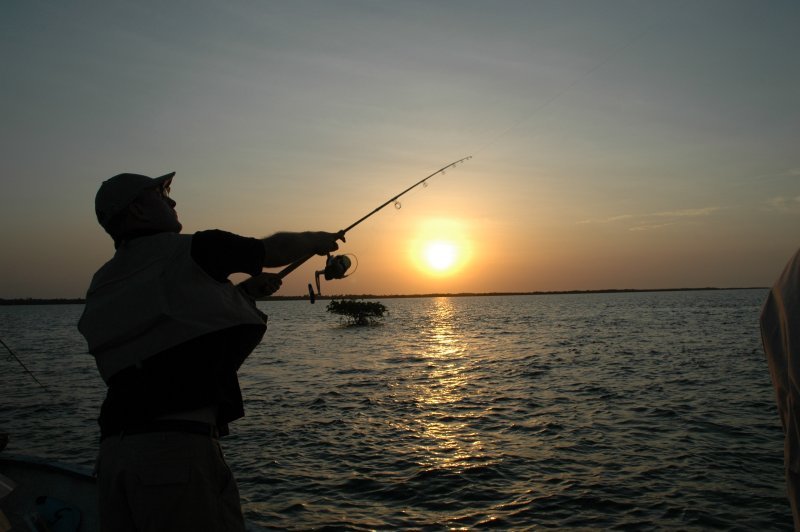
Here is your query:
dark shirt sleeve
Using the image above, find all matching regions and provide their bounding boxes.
[191,229,265,282]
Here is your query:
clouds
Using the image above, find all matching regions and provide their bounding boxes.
[766,195,800,213]
[757,167,800,213]
[753,167,800,182]
[578,206,722,231]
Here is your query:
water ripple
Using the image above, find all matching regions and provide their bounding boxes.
[1,291,792,529]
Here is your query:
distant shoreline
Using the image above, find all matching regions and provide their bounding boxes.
[0,287,767,305]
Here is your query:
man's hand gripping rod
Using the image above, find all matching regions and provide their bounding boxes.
[275,156,472,300]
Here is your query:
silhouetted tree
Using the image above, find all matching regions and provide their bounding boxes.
[326,299,387,326]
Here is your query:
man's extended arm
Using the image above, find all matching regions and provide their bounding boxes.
[261,231,343,267]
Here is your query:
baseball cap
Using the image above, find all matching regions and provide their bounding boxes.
[95,172,175,228]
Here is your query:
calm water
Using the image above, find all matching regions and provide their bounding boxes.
[0,290,792,530]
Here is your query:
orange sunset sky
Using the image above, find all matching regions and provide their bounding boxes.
[2,1,799,298]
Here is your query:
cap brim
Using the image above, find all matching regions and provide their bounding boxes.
[154,172,175,186]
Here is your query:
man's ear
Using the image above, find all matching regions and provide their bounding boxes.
[128,200,148,222]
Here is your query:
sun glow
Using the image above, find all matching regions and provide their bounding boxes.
[424,240,458,271]
[410,219,473,277]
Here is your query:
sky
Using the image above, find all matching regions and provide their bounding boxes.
[1,0,799,298]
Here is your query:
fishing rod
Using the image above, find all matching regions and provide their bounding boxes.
[1,337,49,393]
[277,156,472,300]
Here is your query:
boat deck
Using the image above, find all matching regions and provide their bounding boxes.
[0,454,98,532]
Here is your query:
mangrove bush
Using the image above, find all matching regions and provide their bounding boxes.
[326,299,387,326]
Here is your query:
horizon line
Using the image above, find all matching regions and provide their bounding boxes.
[0,286,768,305]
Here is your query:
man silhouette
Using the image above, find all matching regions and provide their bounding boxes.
[761,246,800,530]
[79,171,342,531]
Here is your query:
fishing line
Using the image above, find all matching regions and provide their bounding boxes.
[1,337,49,393]
[470,3,691,158]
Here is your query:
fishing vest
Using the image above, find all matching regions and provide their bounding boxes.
[78,232,267,383]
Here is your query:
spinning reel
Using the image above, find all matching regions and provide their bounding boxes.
[308,254,356,303]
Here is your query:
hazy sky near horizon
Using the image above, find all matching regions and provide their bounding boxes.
[2,0,799,298]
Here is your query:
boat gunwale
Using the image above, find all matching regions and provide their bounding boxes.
[0,454,96,483]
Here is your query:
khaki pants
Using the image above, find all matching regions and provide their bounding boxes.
[97,432,245,532]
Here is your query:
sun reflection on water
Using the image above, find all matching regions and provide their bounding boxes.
[408,298,488,472]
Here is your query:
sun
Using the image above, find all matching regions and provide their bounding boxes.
[409,219,473,278]
[424,240,458,272]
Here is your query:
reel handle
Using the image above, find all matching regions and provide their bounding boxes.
[308,283,316,304]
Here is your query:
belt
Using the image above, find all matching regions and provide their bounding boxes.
[103,420,219,441]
